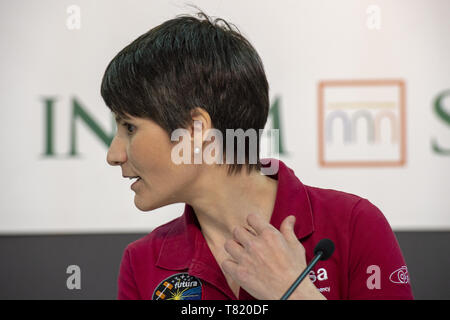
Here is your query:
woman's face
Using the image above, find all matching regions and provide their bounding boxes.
[107,114,198,211]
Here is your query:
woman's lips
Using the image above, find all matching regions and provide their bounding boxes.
[130,177,141,190]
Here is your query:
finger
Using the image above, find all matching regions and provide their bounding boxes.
[246,213,270,235]
[233,225,255,248]
[224,239,245,262]
[244,226,258,237]
[280,215,298,244]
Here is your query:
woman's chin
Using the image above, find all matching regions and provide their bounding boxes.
[134,195,155,212]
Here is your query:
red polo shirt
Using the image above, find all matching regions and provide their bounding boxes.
[118,159,413,300]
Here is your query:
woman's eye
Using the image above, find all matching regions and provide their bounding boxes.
[123,122,136,134]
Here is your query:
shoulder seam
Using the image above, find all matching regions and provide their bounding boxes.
[346,197,365,293]
[348,197,365,243]
[121,246,141,299]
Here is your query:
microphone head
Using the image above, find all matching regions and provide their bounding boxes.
[314,238,335,261]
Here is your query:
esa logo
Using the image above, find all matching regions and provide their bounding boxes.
[308,268,328,283]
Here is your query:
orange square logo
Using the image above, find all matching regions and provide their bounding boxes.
[318,79,407,167]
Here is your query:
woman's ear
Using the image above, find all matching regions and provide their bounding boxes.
[189,107,216,163]
[189,107,212,141]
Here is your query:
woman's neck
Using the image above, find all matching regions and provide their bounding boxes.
[186,166,278,248]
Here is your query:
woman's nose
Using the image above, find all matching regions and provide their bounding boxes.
[107,136,127,166]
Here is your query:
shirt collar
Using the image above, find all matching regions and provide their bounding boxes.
[156,158,314,270]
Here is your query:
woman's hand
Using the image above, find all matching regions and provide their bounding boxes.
[221,213,325,300]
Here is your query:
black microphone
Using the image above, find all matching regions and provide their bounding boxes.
[280,238,335,300]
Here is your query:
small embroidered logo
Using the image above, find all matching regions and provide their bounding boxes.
[152,273,202,300]
[389,266,409,284]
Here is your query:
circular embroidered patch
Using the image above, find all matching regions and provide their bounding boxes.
[152,273,202,300]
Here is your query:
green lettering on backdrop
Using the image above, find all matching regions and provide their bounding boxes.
[70,98,115,155]
[431,90,450,155]
[43,97,56,156]
[269,96,285,155]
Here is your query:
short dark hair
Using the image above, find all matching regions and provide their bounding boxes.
[100,10,269,175]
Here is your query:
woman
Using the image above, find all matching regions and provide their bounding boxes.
[101,11,413,300]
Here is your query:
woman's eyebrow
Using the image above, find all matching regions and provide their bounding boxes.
[113,113,131,123]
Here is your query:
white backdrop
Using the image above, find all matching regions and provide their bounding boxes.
[1,0,449,234]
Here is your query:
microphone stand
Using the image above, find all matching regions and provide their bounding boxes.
[280,250,324,300]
